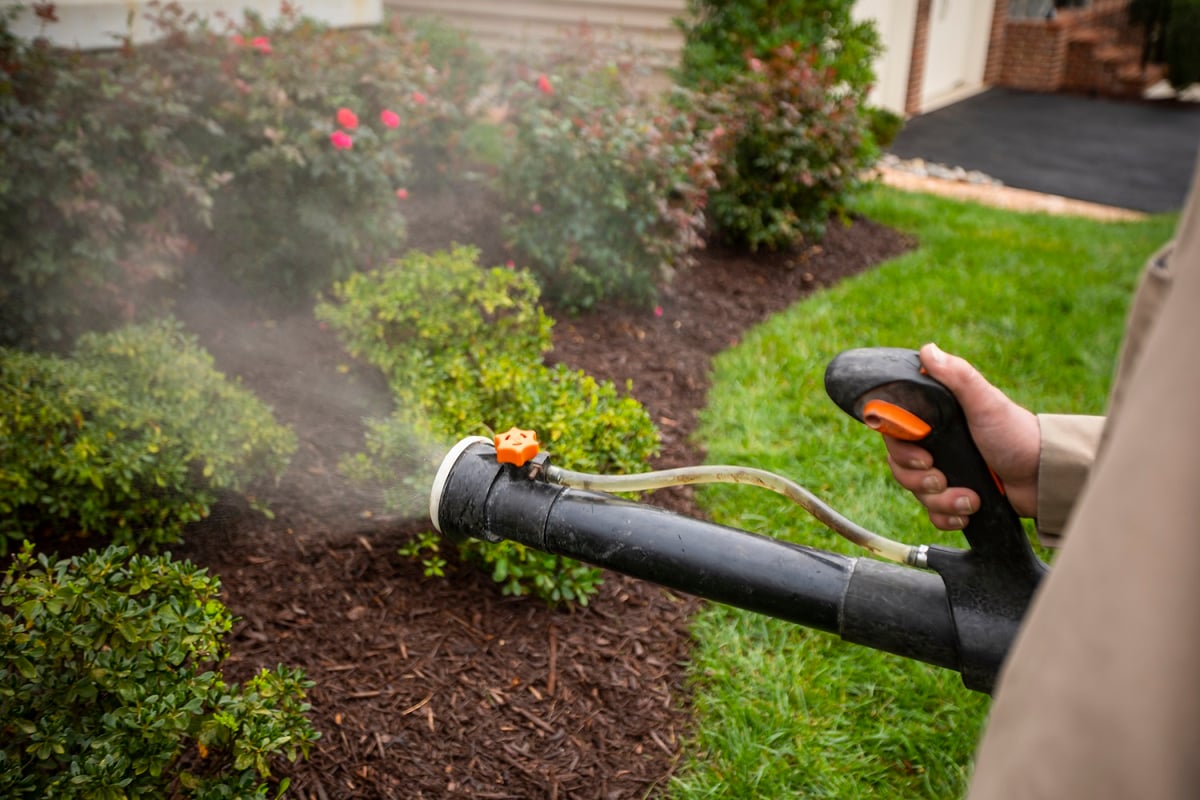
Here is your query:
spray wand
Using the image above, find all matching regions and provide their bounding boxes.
[430,348,1047,693]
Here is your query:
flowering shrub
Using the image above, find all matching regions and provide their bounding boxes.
[376,14,493,187]
[0,5,491,341]
[700,45,873,250]
[167,8,418,304]
[497,36,718,311]
[674,0,880,102]
[0,5,215,349]
[0,318,296,552]
[0,543,318,799]
[317,246,659,604]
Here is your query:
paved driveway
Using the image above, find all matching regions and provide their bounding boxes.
[889,88,1200,213]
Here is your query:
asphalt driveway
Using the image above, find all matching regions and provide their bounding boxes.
[889,88,1200,213]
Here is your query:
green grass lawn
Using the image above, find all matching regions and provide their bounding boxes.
[666,187,1177,799]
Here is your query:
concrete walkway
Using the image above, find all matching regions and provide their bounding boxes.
[888,88,1200,214]
[874,165,1148,221]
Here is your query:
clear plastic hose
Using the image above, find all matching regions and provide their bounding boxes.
[545,464,924,566]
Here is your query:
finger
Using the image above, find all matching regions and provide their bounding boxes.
[886,452,946,494]
[914,487,980,519]
[881,435,933,471]
[919,343,1012,423]
[928,511,969,531]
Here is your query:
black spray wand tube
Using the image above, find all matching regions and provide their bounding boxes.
[433,440,961,677]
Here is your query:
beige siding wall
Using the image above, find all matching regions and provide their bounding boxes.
[386,1,918,114]
[4,1,382,49]
[384,0,686,66]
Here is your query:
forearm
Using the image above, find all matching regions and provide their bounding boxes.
[1035,413,1106,544]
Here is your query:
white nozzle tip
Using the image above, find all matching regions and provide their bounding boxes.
[429,436,492,532]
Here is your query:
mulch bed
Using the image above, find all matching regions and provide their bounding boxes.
[169,184,915,799]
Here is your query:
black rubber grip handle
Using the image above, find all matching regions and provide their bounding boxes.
[824,347,1025,560]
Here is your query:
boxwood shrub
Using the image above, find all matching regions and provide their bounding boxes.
[318,246,660,603]
[0,319,295,552]
[0,544,318,799]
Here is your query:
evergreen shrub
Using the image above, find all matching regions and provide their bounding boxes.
[497,34,717,311]
[318,246,659,603]
[0,543,318,799]
[0,319,295,553]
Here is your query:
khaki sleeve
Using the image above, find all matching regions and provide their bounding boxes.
[1034,413,1105,544]
[967,162,1200,800]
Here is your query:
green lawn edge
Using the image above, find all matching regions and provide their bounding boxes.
[666,187,1177,799]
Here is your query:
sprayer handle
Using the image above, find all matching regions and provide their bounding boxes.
[823,347,1026,561]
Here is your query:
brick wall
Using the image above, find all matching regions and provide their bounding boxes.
[904,0,931,114]
[984,0,1010,84]
[993,0,1135,92]
[1000,17,1069,90]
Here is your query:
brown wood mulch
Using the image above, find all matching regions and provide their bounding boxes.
[168,183,916,799]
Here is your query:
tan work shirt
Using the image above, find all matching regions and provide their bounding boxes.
[1036,242,1177,540]
[968,162,1200,797]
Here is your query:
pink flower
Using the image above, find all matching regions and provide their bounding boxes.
[231,34,245,46]
[330,131,353,150]
[251,36,272,54]
[531,203,542,215]
[505,260,515,270]
[537,74,553,95]
[336,107,359,130]
[395,188,409,200]
[412,91,427,106]
[380,109,400,128]
[654,306,664,318]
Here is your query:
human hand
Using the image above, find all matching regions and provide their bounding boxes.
[883,343,1040,530]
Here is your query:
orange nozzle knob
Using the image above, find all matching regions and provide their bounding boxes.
[494,427,540,467]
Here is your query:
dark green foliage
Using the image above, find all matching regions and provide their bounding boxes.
[497,34,718,311]
[151,6,415,306]
[0,6,215,349]
[867,105,906,150]
[0,319,296,552]
[672,1,880,251]
[383,15,494,187]
[1130,0,1171,66]
[674,0,881,103]
[1165,0,1200,89]
[0,7,492,343]
[0,544,318,799]
[701,45,872,250]
[317,246,660,603]
[1130,0,1200,90]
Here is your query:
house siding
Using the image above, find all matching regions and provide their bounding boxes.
[4,1,383,49]
[383,0,686,67]
[385,0,929,115]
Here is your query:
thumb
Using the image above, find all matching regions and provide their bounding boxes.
[916,342,1041,519]
[919,342,1009,419]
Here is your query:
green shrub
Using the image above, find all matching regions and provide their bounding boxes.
[1166,0,1200,90]
[318,246,659,603]
[156,7,416,305]
[317,246,552,395]
[496,36,717,311]
[380,14,494,186]
[0,543,318,799]
[701,45,873,250]
[0,5,492,337]
[0,7,215,349]
[673,0,881,102]
[0,319,296,553]
[867,105,906,150]
[1129,0,1200,88]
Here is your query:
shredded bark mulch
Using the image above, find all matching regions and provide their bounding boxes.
[169,184,916,799]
